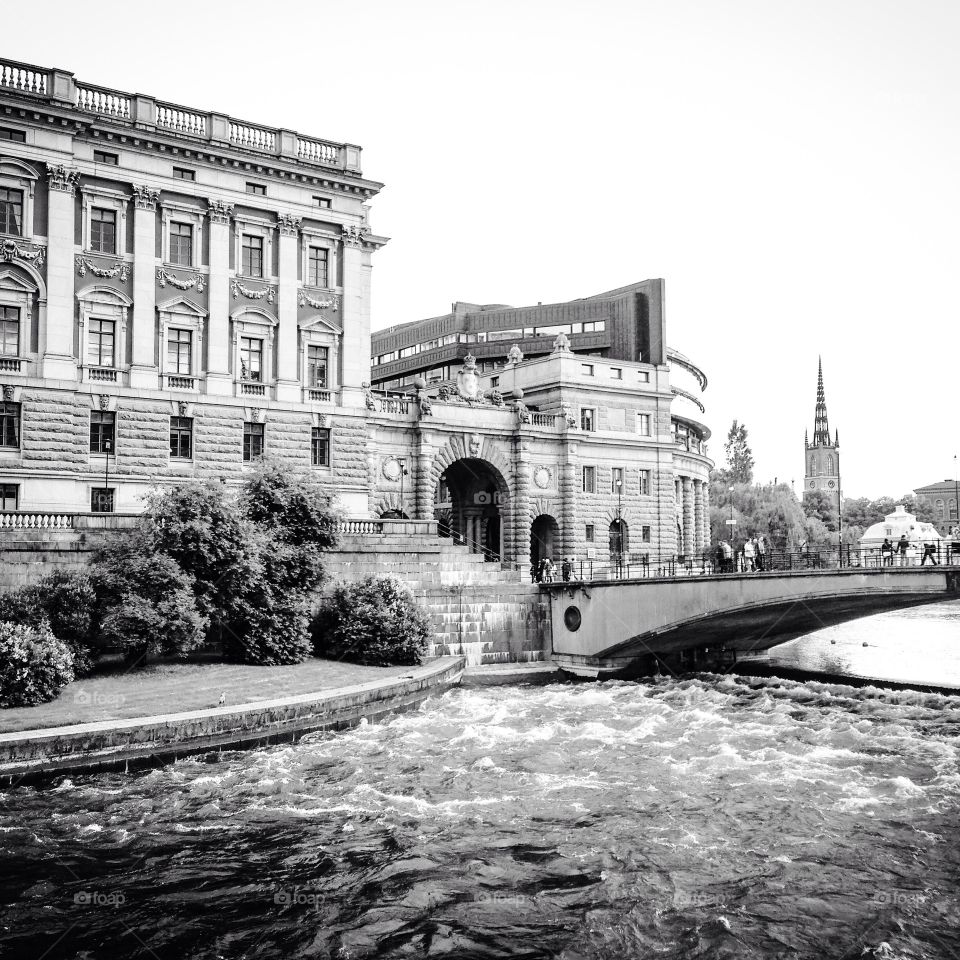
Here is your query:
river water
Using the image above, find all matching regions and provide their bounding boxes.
[2,661,960,958]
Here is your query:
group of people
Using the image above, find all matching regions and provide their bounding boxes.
[533,557,574,582]
[880,535,941,566]
[715,536,768,573]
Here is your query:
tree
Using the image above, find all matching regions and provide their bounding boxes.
[710,480,812,552]
[802,490,838,532]
[723,421,754,484]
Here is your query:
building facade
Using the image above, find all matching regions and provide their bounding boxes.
[803,358,840,511]
[0,59,712,569]
[913,479,960,537]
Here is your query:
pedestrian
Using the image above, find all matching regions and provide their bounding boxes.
[743,537,756,572]
[561,557,572,581]
[755,535,766,572]
[897,534,909,567]
[536,558,546,583]
[881,538,893,567]
[715,542,725,574]
[921,541,939,566]
[545,558,556,583]
[721,539,733,573]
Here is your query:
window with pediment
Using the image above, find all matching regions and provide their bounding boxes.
[0,266,39,370]
[0,158,38,242]
[80,185,129,257]
[77,286,131,382]
[157,296,206,389]
[232,308,276,386]
[299,315,340,394]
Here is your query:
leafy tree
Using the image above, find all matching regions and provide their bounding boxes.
[802,490,839,531]
[723,421,754,484]
[312,576,430,666]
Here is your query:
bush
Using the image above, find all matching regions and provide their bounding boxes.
[223,595,313,666]
[0,571,97,676]
[91,534,208,664]
[0,621,75,708]
[311,576,430,666]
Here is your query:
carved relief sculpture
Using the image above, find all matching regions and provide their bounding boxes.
[507,344,524,365]
[1,239,45,268]
[46,163,80,194]
[469,433,482,457]
[157,268,205,292]
[298,290,340,311]
[341,224,369,247]
[277,213,301,237]
[232,280,275,304]
[455,354,481,401]
[77,257,129,281]
[132,185,160,210]
[207,199,234,224]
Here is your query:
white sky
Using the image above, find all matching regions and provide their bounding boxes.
[14,0,960,498]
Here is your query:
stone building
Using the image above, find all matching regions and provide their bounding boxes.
[913,478,959,537]
[803,357,841,511]
[0,59,713,570]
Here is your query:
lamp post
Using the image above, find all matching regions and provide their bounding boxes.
[837,464,843,569]
[953,454,959,563]
[615,476,623,578]
[398,457,408,519]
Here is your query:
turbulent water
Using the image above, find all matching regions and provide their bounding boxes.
[2,675,960,959]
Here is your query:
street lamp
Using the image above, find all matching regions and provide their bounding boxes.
[953,454,959,563]
[837,461,843,569]
[398,457,408,519]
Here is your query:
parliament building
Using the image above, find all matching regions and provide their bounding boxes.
[0,58,712,570]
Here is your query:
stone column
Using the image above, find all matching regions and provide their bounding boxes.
[512,436,531,568]
[339,232,370,407]
[702,480,711,549]
[560,449,578,559]
[415,434,433,521]
[275,214,301,403]
[693,479,705,555]
[682,476,694,557]
[129,185,159,388]
[205,199,233,395]
[42,163,79,379]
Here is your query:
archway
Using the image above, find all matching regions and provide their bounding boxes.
[530,514,560,572]
[609,519,629,560]
[435,457,507,560]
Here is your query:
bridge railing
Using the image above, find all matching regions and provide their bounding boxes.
[536,545,960,583]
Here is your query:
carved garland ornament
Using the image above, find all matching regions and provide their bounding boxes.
[298,290,340,311]
[76,256,129,281]
[1,239,45,268]
[232,279,275,304]
[157,268,206,292]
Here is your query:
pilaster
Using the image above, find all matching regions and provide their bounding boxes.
[702,480,711,550]
[205,199,233,395]
[275,214,301,402]
[42,163,79,379]
[415,435,433,521]
[129,185,159,387]
[339,234,370,405]
[512,436,531,568]
[682,476,694,557]
[559,448,577,559]
[693,479,705,555]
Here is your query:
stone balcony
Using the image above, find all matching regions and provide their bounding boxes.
[0,58,362,175]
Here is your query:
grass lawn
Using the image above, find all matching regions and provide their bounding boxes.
[0,659,416,735]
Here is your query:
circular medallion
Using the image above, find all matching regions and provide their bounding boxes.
[382,457,402,481]
[533,466,551,489]
[564,606,582,632]
[809,480,816,488]
[828,480,836,488]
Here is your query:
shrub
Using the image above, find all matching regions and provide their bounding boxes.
[0,621,75,708]
[91,534,208,664]
[223,594,313,666]
[311,576,430,666]
[0,571,97,676]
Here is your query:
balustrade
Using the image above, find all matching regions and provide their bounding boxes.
[530,413,557,427]
[156,105,206,137]
[307,388,332,403]
[296,137,340,165]
[166,375,196,391]
[88,367,118,383]
[0,61,47,95]
[0,512,73,529]
[229,122,276,152]
[76,85,131,119]
[0,358,22,373]
[240,381,266,397]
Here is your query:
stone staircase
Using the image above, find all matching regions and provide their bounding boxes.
[325,534,550,666]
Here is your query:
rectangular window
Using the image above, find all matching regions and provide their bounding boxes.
[170,416,193,459]
[88,318,116,367]
[638,370,650,383]
[172,167,196,181]
[246,182,266,196]
[239,337,263,381]
[0,402,20,448]
[580,408,596,432]
[306,344,328,388]
[169,222,193,266]
[313,196,331,209]
[90,207,117,254]
[311,427,330,467]
[582,465,596,494]
[637,413,651,436]
[0,482,18,510]
[91,488,115,513]
[89,411,116,454]
[611,467,624,494]
[0,306,19,356]
[581,363,595,376]
[639,469,651,495]
[585,523,595,543]
[0,128,26,143]
[93,150,118,165]
[241,235,264,277]
[642,525,651,543]
[307,246,329,287]
[610,367,623,380]
[167,328,192,374]
[243,422,264,462]
[0,187,23,236]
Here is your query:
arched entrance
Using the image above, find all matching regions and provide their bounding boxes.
[609,519,629,560]
[530,514,560,571]
[436,458,506,560]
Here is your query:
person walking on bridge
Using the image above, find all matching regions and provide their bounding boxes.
[881,538,893,566]
[921,541,939,566]
[897,534,909,567]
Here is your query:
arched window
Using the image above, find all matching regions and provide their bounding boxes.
[950,499,958,521]
[935,499,945,520]
[827,455,834,475]
[609,519,629,558]
[809,455,816,475]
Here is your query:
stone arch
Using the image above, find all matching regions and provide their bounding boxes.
[374,492,408,519]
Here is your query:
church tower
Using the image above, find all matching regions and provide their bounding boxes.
[803,358,840,510]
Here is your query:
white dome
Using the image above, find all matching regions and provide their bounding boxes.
[860,504,943,546]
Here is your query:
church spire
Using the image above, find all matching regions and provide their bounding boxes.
[812,356,831,446]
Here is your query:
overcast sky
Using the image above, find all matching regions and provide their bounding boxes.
[15,0,960,499]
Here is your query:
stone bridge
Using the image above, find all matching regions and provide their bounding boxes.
[547,568,960,677]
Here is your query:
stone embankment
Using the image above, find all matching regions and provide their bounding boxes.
[0,656,465,784]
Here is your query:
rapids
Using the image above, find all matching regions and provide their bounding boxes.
[1,674,959,958]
